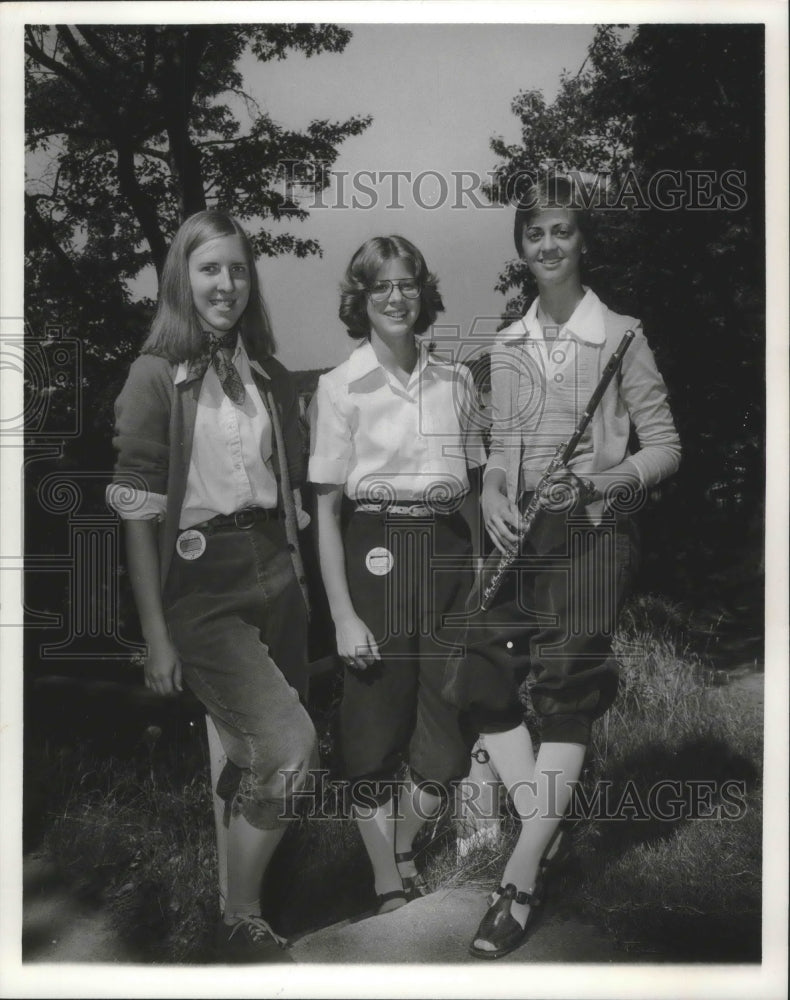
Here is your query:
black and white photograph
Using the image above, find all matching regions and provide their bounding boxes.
[1,2,787,997]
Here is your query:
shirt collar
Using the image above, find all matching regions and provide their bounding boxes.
[345,338,441,390]
[174,335,270,384]
[516,287,606,346]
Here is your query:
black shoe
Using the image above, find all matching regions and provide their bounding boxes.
[215,915,292,964]
[376,888,409,914]
[395,849,429,902]
[469,882,543,960]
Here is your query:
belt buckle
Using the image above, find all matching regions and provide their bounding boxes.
[234,508,257,529]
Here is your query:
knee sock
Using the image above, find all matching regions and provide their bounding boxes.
[457,744,504,837]
[394,780,443,877]
[354,798,403,904]
[474,739,584,945]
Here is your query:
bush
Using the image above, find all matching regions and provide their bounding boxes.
[446,592,763,962]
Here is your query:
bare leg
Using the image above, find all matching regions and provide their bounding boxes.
[223,815,286,923]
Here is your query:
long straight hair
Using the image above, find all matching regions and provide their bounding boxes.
[142,211,276,362]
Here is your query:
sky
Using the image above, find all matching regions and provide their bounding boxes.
[241,23,598,370]
[125,23,600,370]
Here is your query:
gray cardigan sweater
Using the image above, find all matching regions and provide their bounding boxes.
[111,352,306,593]
[487,301,681,513]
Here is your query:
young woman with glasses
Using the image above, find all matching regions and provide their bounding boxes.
[309,235,486,915]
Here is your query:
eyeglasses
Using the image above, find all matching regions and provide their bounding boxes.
[367,279,421,302]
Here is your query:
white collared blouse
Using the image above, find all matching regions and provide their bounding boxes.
[308,339,487,502]
[106,337,280,528]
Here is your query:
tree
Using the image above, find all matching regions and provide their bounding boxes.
[23,25,372,664]
[25,24,371,337]
[485,24,765,601]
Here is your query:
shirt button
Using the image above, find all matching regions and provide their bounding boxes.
[554,373,564,383]
[552,350,566,364]
[287,543,296,552]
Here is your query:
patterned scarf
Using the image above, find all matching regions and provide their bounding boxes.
[187,330,246,404]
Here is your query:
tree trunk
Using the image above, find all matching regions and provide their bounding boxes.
[116,143,169,276]
[160,28,208,220]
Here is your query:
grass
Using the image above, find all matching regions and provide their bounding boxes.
[25,593,763,962]
[26,729,220,962]
[443,592,763,961]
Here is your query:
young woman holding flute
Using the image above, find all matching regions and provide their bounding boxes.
[444,174,681,959]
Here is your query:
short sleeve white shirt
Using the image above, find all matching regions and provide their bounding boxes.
[308,339,486,501]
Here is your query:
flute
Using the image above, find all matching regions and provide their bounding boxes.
[476,328,637,612]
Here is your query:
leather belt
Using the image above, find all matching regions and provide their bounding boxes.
[193,506,281,533]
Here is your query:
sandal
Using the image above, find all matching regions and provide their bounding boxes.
[469,882,543,960]
[376,888,408,915]
[395,849,429,902]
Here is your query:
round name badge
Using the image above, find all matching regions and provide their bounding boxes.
[365,546,394,576]
[176,529,207,560]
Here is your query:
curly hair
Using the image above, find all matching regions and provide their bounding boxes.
[339,235,444,339]
[513,174,594,257]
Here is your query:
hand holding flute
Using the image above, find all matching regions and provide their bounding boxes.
[474,328,636,612]
[481,465,597,555]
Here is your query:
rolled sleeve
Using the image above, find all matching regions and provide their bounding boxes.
[106,483,166,520]
[483,453,508,478]
[308,377,352,485]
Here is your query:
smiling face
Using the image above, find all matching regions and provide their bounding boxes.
[520,207,586,290]
[365,258,421,342]
[188,235,251,334]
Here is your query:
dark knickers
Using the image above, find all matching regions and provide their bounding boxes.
[341,508,473,804]
[443,505,639,746]
[164,517,318,829]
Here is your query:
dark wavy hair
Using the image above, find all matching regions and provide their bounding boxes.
[339,235,444,340]
[513,174,593,257]
[142,210,276,363]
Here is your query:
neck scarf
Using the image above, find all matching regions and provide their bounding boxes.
[188,330,246,405]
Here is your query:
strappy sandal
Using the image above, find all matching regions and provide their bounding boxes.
[469,882,543,960]
[395,849,429,902]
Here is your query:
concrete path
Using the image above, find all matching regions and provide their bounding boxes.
[20,853,630,966]
[290,884,632,964]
